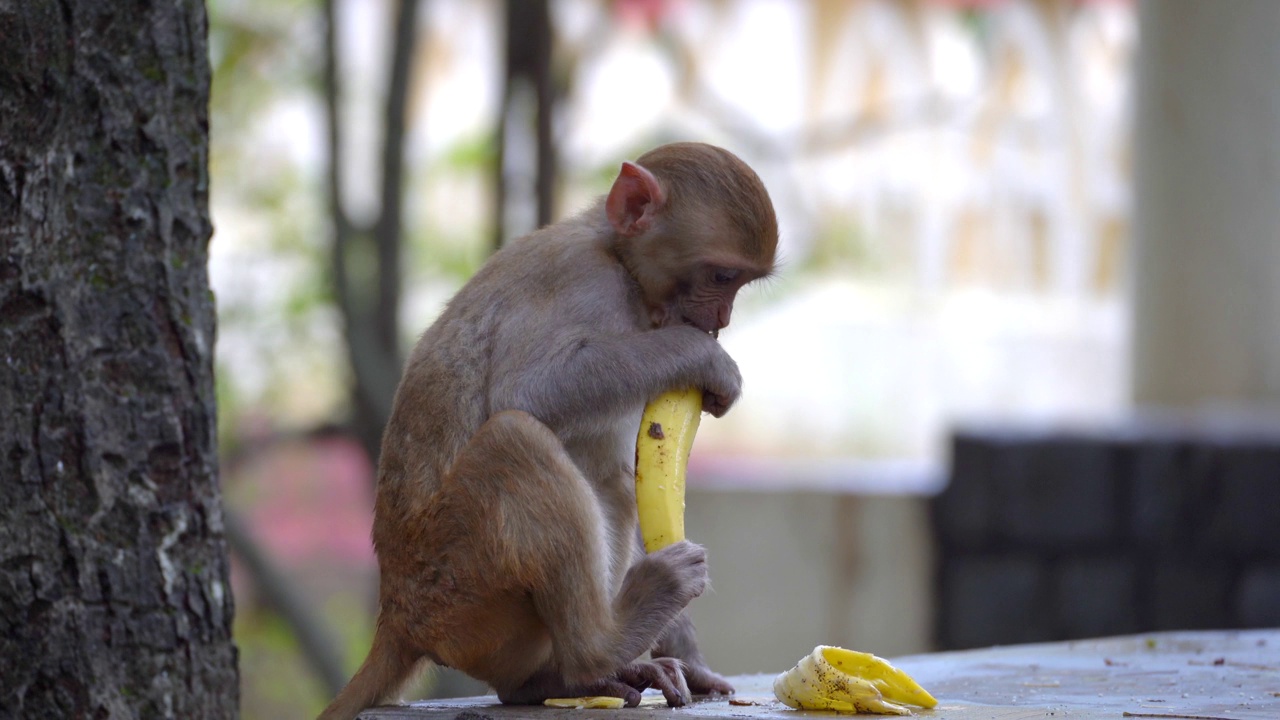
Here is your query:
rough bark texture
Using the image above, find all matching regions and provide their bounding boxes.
[0,1,238,718]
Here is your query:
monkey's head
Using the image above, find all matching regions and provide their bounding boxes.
[606,142,778,335]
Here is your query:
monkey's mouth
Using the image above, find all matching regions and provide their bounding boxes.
[682,316,720,340]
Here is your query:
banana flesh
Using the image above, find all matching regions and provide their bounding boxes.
[773,646,938,715]
[543,696,627,709]
[633,387,702,553]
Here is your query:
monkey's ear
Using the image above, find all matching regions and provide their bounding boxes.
[606,161,666,237]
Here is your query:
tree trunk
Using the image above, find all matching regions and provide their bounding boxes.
[0,1,239,718]
[493,0,557,250]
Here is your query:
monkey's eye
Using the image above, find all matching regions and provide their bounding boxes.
[711,269,740,285]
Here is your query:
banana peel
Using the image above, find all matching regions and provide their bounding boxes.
[633,387,702,552]
[774,646,938,715]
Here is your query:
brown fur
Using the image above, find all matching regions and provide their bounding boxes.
[318,143,777,720]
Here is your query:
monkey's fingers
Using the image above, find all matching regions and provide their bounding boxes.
[702,391,733,418]
[617,658,692,708]
[682,662,735,696]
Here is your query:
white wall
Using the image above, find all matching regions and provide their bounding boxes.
[1132,0,1280,407]
[685,489,935,674]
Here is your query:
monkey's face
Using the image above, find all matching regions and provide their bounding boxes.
[666,266,751,337]
[605,145,778,335]
[636,233,770,339]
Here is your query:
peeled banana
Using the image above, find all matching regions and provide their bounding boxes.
[543,696,627,709]
[633,387,703,553]
[773,646,938,715]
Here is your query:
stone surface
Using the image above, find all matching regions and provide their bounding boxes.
[357,630,1280,719]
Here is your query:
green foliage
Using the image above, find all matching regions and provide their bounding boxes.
[208,0,344,430]
[235,606,333,719]
[438,132,499,172]
[209,0,318,139]
[804,214,881,276]
[410,222,487,281]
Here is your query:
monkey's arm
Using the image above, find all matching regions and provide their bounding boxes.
[494,324,741,432]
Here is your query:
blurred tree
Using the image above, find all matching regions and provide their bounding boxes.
[495,0,558,249]
[323,0,418,462]
[0,0,239,717]
[320,0,488,700]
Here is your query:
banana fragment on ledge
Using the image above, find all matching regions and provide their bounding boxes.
[543,697,627,709]
[773,646,938,715]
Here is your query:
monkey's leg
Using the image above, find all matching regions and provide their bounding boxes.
[614,657,693,707]
[652,611,735,695]
[494,538,709,707]
[497,668,646,707]
[499,658,692,708]
[457,412,708,706]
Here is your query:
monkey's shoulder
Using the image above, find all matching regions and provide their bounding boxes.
[409,232,640,373]
[472,234,638,326]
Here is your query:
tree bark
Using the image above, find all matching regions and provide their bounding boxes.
[0,1,239,718]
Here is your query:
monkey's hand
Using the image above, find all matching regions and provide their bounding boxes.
[614,658,692,707]
[686,327,741,417]
[652,612,735,697]
[683,662,735,696]
[612,657,732,706]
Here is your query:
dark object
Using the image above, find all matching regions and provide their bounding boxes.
[934,423,1280,650]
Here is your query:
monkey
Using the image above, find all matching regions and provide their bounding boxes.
[318,142,778,720]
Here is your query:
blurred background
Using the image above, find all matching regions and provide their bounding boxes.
[206,0,1280,717]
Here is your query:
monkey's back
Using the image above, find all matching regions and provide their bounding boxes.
[371,220,638,546]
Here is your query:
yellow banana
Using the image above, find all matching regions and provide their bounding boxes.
[543,697,626,709]
[634,387,703,553]
[773,646,938,715]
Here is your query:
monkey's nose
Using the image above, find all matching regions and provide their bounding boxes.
[717,304,732,329]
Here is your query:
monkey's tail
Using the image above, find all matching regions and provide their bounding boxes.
[317,629,420,720]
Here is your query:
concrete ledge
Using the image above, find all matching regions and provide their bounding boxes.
[358,629,1280,719]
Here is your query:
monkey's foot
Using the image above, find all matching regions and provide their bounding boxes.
[498,671,643,708]
[544,696,627,709]
[683,662,735,696]
[615,658,692,707]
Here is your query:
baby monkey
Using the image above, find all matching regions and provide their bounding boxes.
[319,142,778,720]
